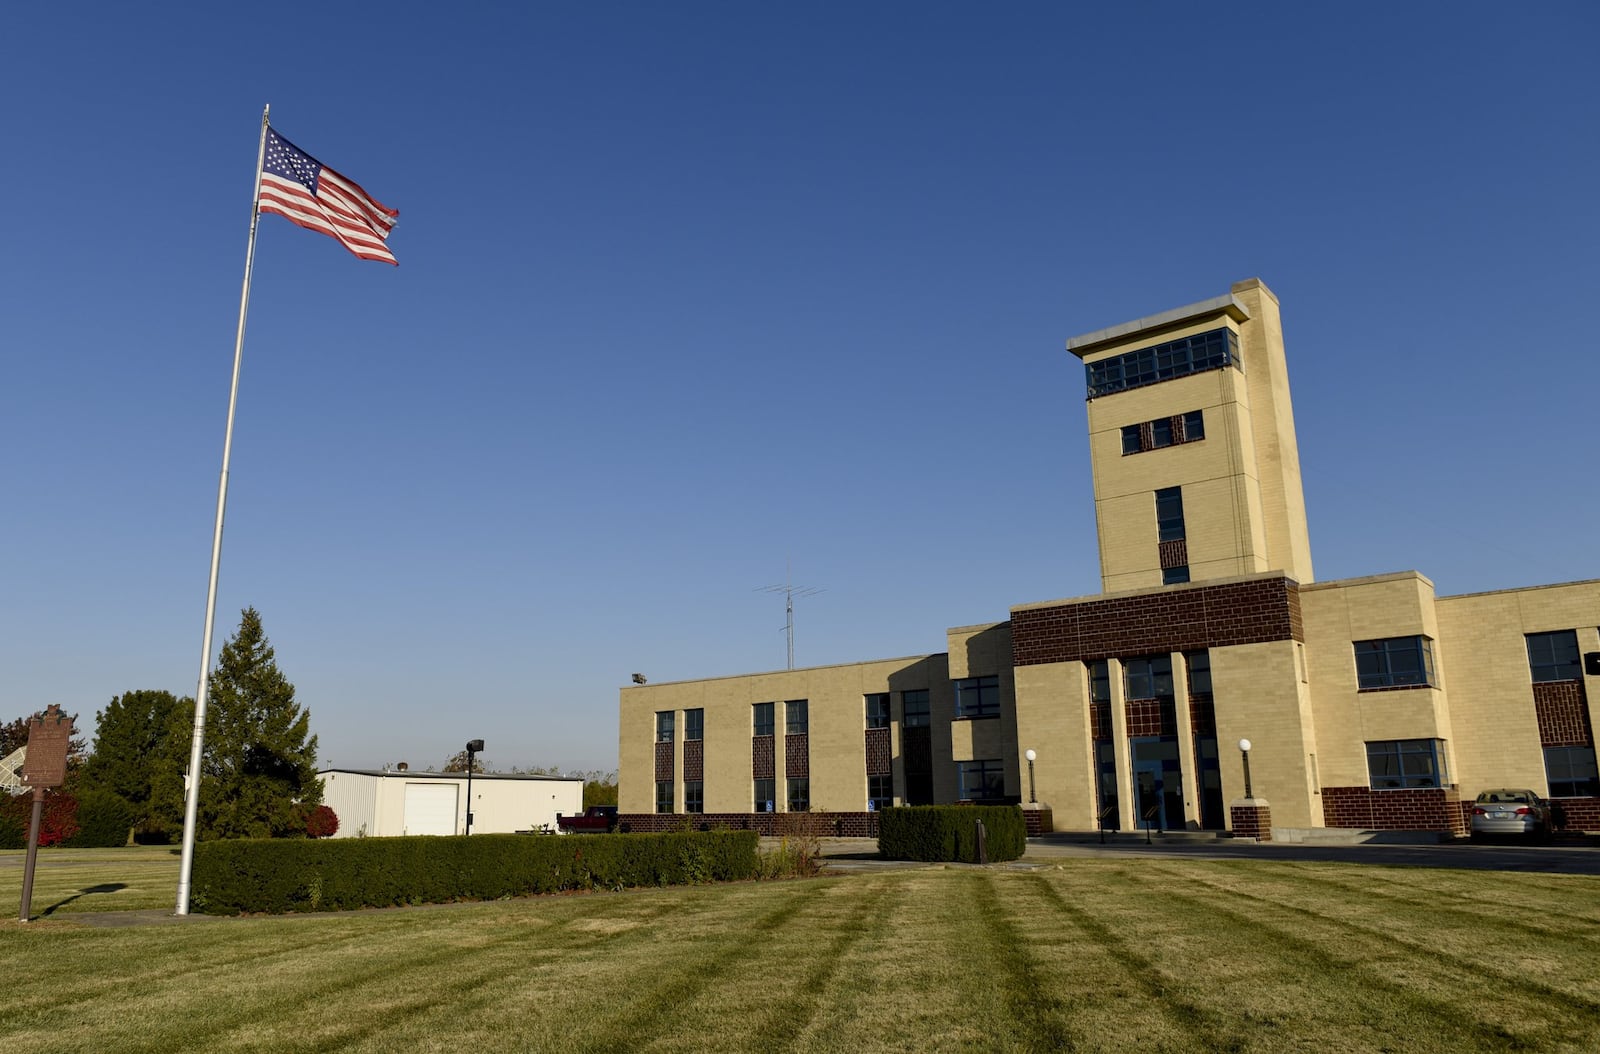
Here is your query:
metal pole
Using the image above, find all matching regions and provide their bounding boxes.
[465,752,474,835]
[175,104,271,917]
[18,788,44,922]
[1242,749,1254,800]
[1027,758,1036,804]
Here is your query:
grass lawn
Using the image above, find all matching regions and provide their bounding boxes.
[2,848,1599,1052]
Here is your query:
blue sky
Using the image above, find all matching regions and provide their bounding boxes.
[3,4,1596,774]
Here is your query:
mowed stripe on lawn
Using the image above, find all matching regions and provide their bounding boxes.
[1136,860,1600,1050]
[3,858,1600,1052]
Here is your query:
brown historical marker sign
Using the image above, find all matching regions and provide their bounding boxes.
[21,704,74,789]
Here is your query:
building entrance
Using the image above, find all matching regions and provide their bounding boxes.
[1130,736,1184,831]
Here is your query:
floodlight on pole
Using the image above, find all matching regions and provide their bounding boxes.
[464,739,484,835]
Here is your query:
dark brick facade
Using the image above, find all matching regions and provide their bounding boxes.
[864,728,891,776]
[1124,699,1176,738]
[1229,802,1271,840]
[653,742,673,782]
[683,739,703,782]
[752,735,774,779]
[1549,797,1600,832]
[1023,808,1054,836]
[1158,538,1188,571]
[1322,785,1467,835]
[1533,680,1592,747]
[786,733,810,778]
[1012,575,1302,667]
[617,811,882,837]
[1189,697,1216,736]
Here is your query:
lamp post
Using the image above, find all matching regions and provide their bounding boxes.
[1238,738,1254,800]
[1024,749,1037,804]
[464,738,484,835]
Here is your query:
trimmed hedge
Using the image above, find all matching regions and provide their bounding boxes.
[65,788,138,848]
[878,805,1026,863]
[190,830,759,915]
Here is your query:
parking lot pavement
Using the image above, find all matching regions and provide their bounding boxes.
[1027,837,1600,875]
[811,836,1600,876]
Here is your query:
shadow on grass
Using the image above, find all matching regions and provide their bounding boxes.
[40,883,127,917]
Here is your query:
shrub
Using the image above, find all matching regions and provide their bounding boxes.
[190,829,761,915]
[878,805,1026,863]
[758,810,827,878]
[0,789,79,847]
[65,788,138,847]
[305,804,339,839]
[0,808,22,850]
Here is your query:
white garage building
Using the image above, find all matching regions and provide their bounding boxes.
[318,768,585,838]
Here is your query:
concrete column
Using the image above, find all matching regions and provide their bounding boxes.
[1171,654,1199,830]
[1109,659,1133,831]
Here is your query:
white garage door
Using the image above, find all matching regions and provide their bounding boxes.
[403,782,459,836]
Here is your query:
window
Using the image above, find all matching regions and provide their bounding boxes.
[1185,650,1212,695]
[786,699,809,735]
[1353,636,1436,689]
[1527,630,1581,682]
[1120,410,1206,456]
[1087,660,1110,703]
[787,777,810,811]
[1162,565,1190,585]
[752,702,774,737]
[1545,746,1600,797]
[955,675,999,718]
[868,774,892,811]
[684,780,704,814]
[684,708,704,742]
[1151,416,1174,449]
[1366,739,1449,790]
[865,693,891,729]
[655,780,674,813]
[958,760,1005,801]
[754,777,775,812]
[902,689,930,727]
[655,711,675,743]
[1124,654,1174,701]
[1155,487,1185,542]
[1095,741,1120,830]
[1085,328,1240,398]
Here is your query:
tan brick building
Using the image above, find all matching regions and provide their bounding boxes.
[618,279,1600,837]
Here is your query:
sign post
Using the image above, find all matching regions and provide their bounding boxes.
[18,705,75,922]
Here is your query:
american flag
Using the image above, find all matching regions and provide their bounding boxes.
[260,128,399,265]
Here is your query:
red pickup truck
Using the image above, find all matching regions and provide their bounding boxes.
[555,805,618,834]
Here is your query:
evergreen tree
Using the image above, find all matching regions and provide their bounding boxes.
[198,608,322,839]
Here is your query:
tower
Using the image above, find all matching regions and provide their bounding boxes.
[1068,278,1313,592]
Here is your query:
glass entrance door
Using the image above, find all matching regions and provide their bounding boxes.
[1130,736,1184,831]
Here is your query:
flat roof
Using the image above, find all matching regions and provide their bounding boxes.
[318,768,582,782]
[1067,292,1250,358]
[619,652,942,690]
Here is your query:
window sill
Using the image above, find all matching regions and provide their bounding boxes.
[1356,683,1436,693]
[953,714,1001,722]
[1367,783,1453,792]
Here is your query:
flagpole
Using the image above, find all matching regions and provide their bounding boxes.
[175,104,271,916]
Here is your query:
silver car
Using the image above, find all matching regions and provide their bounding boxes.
[1469,789,1552,840]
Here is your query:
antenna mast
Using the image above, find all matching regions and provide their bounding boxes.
[756,564,824,670]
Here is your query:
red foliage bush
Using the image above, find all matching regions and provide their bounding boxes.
[305,804,339,839]
[0,789,80,847]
